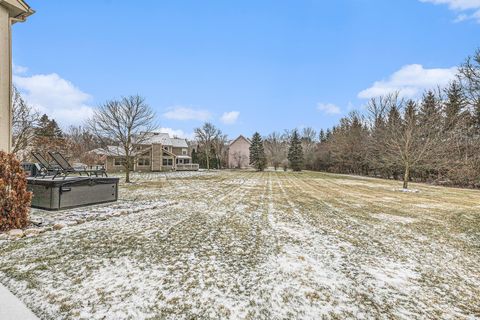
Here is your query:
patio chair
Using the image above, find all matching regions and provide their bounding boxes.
[31,152,63,178]
[48,151,107,178]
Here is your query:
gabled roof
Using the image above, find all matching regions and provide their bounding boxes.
[139,132,188,148]
[229,135,251,146]
[141,132,171,145]
[170,138,188,148]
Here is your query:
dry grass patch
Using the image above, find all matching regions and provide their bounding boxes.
[0,170,479,319]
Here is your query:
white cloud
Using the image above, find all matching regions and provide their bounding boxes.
[420,0,480,22]
[358,64,457,99]
[13,73,94,126]
[155,127,194,140]
[220,111,240,124]
[13,63,28,74]
[163,106,211,121]
[317,103,341,115]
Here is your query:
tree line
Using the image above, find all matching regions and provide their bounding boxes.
[235,49,479,189]
[11,49,480,188]
[193,49,480,189]
[312,50,480,188]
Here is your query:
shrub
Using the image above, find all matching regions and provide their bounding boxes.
[0,151,32,231]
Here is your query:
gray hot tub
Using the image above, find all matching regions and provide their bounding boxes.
[27,176,119,210]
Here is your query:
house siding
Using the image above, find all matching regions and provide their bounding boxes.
[228,136,251,169]
[151,144,162,171]
[93,134,197,173]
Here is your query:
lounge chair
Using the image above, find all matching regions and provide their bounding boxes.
[48,151,107,178]
[31,152,62,178]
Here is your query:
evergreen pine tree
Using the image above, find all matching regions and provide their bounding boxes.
[36,114,52,137]
[35,114,64,138]
[249,132,267,171]
[444,81,466,131]
[319,129,326,143]
[50,119,64,138]
[288,129,303,171]
[419,90,442,130]
[325,128,332,140]
[387,105,402,128]
[191,148,198,164]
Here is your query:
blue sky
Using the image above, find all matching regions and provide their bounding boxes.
[12,0,480,139]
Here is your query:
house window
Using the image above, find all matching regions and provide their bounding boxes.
[114,157,126,166]
[138,158,150,166]
[163,158,173,166]
[184,159,190,164]
[182,149,188,155]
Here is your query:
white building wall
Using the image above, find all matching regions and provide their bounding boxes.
[0,5,11,152]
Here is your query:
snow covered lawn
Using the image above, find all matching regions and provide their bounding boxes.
[1,171,479,319]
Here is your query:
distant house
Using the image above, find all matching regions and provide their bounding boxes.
[227,135,251,169]
[92,132,199,172]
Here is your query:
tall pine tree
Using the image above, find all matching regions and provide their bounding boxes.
[35,114,63,138]
[444,81,466,131]
[288,129,303,171]
[419,90,442,130]
[249,132,267,171]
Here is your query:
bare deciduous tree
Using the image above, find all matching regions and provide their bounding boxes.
[65,125,102,165]
[89,95,156,183]
[264,131,286,170]
[232,151,247,169]
[194,122,220,170]
[458,48,480,128]
[366,92,403,178]
[384,100,440,189]
[11,86,39,158]
[301,127,317,170]
[212,133,228,169]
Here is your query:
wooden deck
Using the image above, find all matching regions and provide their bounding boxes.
[176,163,200,171]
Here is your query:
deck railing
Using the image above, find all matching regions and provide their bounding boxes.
[176,163,200,171]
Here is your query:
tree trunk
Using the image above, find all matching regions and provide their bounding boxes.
[125,156,131,183]
[403,164,410,189]
[206,151,210,170]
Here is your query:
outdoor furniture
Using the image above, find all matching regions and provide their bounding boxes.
[48,151,107,178]
[20,162,41,177]
[31,152,62,178]
[27,176,119,210]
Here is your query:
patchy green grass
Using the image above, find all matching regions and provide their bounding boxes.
[1,170,479,319]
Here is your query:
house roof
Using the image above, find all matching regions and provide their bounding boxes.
[229,135,251,146]
[170,138,188,148]
[141,132,171,145]
[90,146,150,157]
[140,132,188,148]
[91,133,189,156]
[0,0,35,22]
